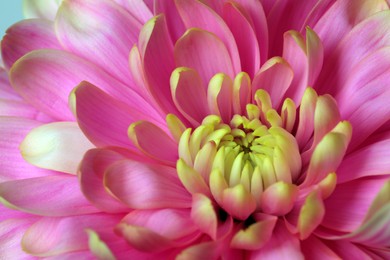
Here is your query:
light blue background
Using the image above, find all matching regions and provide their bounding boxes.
[0,1,23,37]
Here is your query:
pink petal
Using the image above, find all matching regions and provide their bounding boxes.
[121,209,198,241]
[191,193,218,240]
[316,10,390,96]
[0,99,45,121]
[22,214,121,257]
[74,81,164,149]
[175,0,241,73]
[112,0,153,24]
[249,221,304,260]
[138,14,180,116]
[222,2,260,78]
[128,120,178,165]
[55,0,142,89]
[306,27,324,86]
[0,117,55,182]
[79,148,132,213]
[337,134,390,183]
[207,73,233,123]
[325,240,375,260]
[170,67,209,126]
[0,217,38,259]
[177,241,223,260]
[295,87,318,150]
[1,19,61,70]
[300,236,340,259]
[252,57,293,109]
[232,72,251,115]
[0,68,20,100]
[265,0,322,57]
[115,224,175,253]
[154,1,186,41]
[128,45,152,101]
[231,0,268,65]
[314,0,388,58]
[175,28,235,85]
[104,160,191,209]
[322,177,388,232]
[302,121,352,187]
[9,49,154,121]
[282,30,308,104]
[335,47,390,151]
[0,175,99,216]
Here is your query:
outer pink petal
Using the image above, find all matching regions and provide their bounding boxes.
[0,175,99,216]
[300,236,340,259]
[22,214,121,257]
[104,160,191,209]
[0,117,55,182]
[55,0,142,89]
[337,134,390,183]
[175,0,241,73]
[322,177,387,232]
[316,10,390,95]
[222,2,260,78]
[79,148,131,213]
[174,28,235,85]
[335,47,390,150]
[138,14,181,116]
[0,68,20,100]
[9,49,153,121]
[314,0,388,58]
[0,218,38,260]
[249,221,304,259]
[325,240,373,260]
[0,100,45,121]
[231,0,268,65]
[1,19,61,70]
[112,0,153,23]
[74,81,164,149]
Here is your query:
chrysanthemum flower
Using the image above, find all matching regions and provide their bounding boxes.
[1,0,390,258]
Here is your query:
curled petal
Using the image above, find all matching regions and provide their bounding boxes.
[129,121,178,165]
[260,182,299,216]
[231,214,277,250]
[303,121,352,187]
[297,190,325,240]
[170,67,209,125]
[191,193,218,240]
[222,184,257,220]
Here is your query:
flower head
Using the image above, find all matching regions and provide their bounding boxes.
[1,0,390,259]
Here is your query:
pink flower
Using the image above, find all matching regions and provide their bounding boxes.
[1,0,390,258]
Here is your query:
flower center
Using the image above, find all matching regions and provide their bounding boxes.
[176,89,302,220]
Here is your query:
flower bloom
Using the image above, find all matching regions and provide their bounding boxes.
[1,0,390,258]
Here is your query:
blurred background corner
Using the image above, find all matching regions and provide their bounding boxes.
[0,1,23,37]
